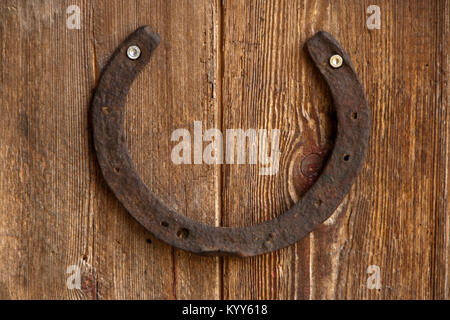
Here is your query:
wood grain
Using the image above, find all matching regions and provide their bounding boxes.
[0,0,448,299]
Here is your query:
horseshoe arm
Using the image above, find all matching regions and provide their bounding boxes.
[92,27,370,257]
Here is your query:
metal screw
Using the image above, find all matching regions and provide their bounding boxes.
[329,54,343,68]
[127,45,141,60]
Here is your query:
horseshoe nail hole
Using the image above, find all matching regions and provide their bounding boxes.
[351,112,358,119]
[263,240,273,249]
[315,199,323,208]
[102,106,110,114]
[146,239,152,244]
[344,154,351,162]
[114,167,120,173]
[161,221,169,228]
[177,228,190,239]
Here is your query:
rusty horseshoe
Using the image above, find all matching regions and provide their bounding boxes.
[91,26,370,257]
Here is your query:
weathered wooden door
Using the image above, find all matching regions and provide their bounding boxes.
[0,0,448,299]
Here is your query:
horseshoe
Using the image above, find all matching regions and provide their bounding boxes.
[91,26,370,257]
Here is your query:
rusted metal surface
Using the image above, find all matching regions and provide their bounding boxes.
[91,26,370,257]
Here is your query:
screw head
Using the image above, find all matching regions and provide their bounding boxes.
[329,54,343,68]
[127,45,141,60]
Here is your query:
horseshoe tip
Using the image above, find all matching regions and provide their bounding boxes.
[138,25,161,47]
[307,30,337,47]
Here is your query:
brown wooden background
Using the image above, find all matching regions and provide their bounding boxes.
[0,0,448,299]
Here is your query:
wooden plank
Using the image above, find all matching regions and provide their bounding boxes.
[220,0,449,299]
[0,0,95,299]
[220,0,335,299]
[327,0,448,300]
[90,0,220,299]
[436,0,449,300]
